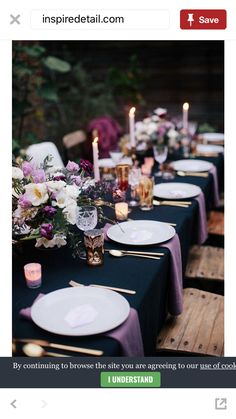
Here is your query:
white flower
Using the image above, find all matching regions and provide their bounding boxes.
[65,184,80,199]
[168,128,179,139]
[35,234,67,248]
[82,178,96,190]
[154,107,167,116]
[46,180,66,193]
[53,189,74,209]
[12,167,23,180]
[63,201,77,225]
[24,183,48,206]
[146,122,158,136]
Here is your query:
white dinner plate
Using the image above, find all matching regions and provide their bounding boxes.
[196,144,224,153]
[31,287,130,336]
[99,157,132,168]
[171,159,213,172]
[153,182,201,200]
[201,133,224,142]
[107,220,175,246]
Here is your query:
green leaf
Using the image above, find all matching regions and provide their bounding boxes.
[22,45,46,57]
[43,56,71,73]
[38,86,59,102]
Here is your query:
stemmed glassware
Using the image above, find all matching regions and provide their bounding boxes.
[153,144,168,177]
[76,205,98,259]
[128,167,141,207]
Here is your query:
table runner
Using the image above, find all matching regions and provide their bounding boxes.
[19,294,144,357]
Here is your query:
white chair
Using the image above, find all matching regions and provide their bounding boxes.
[26,141,64,169]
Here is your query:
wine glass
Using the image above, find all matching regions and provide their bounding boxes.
[76,206,98,259]
[153,145,168,177]
[128,167,141,207]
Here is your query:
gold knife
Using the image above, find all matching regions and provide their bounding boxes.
[69,280,136,295]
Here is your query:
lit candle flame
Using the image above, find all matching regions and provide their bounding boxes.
[183,102,189,111]
[93,136,99,144]
[129,107,136,117]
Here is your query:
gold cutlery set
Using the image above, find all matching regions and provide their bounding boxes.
[153,199,191,208]
[177,170,208,178]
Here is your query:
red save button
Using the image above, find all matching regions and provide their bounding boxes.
[180,10,227,30]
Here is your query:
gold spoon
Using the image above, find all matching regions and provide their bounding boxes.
[22,343,70,357]
[109,249,160,260]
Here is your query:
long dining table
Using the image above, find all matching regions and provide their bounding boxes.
[12,154,224,357]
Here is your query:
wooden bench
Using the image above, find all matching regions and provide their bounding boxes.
[207,211,224,236]
[185,245,224,281]
[156,288,224,356]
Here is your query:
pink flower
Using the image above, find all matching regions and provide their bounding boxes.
[66,161,79,172]
[22,161,33,177]
[32,169,46,183]
[19,194,31,209]
[71,175,82,186]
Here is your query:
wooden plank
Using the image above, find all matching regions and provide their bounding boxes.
[157,288,197,351]
[157,288,224,357]
[206,298,224,356]
[178,290,214,353]
[185,246,224,281]
[185,246,203,278]
[192,294,222,354]
[207,211,224,235]
[197,246,224,281]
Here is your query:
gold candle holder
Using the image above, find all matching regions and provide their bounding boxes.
[138,176,154,211]
[84,229,104,266]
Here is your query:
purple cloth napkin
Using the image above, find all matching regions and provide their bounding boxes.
[194,191,208,244]
[19,294,144,357]
[209,165,220,207]
[106,308,144,356]
[160,234,183,316]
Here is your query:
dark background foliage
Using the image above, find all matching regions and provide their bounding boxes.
[12,40,224,155]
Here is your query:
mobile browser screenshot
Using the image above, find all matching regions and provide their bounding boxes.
[0,0,235,417]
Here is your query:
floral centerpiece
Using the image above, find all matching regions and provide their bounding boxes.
[135,108,179,148]
[12,156,111,253]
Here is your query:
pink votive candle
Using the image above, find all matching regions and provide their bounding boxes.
[24,263,42,289]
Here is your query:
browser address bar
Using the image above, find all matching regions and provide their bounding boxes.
[31,10,169,30]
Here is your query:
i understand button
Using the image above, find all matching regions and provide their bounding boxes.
[180,10,227,30]
[100,372,161,388]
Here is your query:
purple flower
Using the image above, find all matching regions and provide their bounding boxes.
[79,159,93,175]
[22,161,33,177]
[53,174,66,181]
[71,175,82,186]
[66,160,79,172]
[19,194,31,209]
[42,205,57,218]
[32,169,46,183]
[40,223,53,240]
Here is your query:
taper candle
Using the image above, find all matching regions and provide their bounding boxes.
[182,102,189,131]
[92,137,100,182]
[129,107,136,148]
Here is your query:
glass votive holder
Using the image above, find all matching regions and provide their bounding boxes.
[115,202,129,221]
[84,229,104,266]
[141,164,152,176]
[24,263,42,289]
[144,157,154,168]
[138,176,154,211]
[116,164,130,192]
